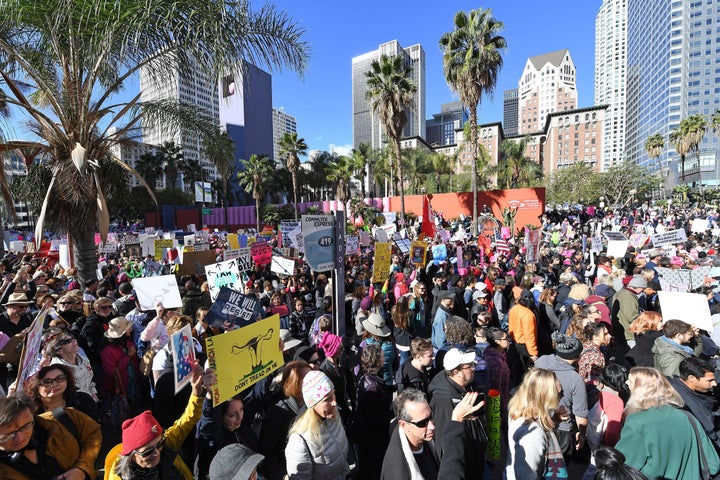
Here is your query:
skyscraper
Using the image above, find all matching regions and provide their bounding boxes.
[518,49,577,134]
[139,57,219,189]
[503,89,519,136]
[352,40,426,149]
[272,107,298,166]
[595,0,627,171]
[626,0,720,186]
[426,101,468,147]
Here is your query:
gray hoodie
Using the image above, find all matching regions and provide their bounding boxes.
[534,354,588,431]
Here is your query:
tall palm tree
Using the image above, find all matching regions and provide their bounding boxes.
[670,127,690,182]
[351,142,371,200]
[159,141,184,190]
[326,154,354,207]
[237,154,274,232]
[682,114,707,178]
[180,158,204,194]
[644,133,665,170]
[0,0,308,285]
[277,132,307,220]
[135,152,163,190]
[440,8,506,235]
[494,138,543,189]
[202,129,236,209]
[431,152,453,193]
[365,54,416,221]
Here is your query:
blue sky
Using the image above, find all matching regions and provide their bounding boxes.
[271,0,601,157]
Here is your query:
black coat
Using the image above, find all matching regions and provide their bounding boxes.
[626,330,663,367]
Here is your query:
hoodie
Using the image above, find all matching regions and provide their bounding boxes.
[534,354,588,431]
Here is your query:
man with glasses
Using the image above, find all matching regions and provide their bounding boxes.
[427,348,488,479]
[0,393,101,479]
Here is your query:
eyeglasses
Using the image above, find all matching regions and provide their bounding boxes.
[57,337,75,346]
[135,437,165,458]
[0,420,34,444]
[498,337,510,342]
[461,363,477,370]
[406,413,433,428]
[39,375,68,387]
[58,301,75,306]
[98,305,112,311]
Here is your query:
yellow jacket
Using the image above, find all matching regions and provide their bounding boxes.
[0,407,101,480]
[105,393,203,480]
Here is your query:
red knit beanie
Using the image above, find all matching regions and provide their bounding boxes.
[121,410,164,455]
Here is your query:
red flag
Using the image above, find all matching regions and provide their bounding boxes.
[421,195,436,238]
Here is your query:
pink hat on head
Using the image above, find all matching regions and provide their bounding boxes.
[121,411,163,455]
[671,256,684,267]
[319,333,342,358]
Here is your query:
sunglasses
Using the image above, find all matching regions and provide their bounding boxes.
[98,305,112,311]
[57,337,75,346]
[406,413,433,428]
[58,301,76,305]
[135,437,165,458]
[39,375,67,387]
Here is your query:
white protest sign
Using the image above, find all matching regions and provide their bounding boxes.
[650,228,687,247]
[205,259,244,301]
[9,241,24,252]
[270,256,295,276]
[345,236,359,256]
[603,231,628,241]
[606,240,629,259]
[658,291,712,332]
[184,235,195,247]
[374,227,388,243]
[132,275,182,310]
[383,212,397,224]
[590,237,603,253]
[223,248,241,261]
[237,247,252,272]
[692,218,710,233]
[359,231,371,247]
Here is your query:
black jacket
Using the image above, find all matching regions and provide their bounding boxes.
[396,359,429,394]
[626,330,663,367]
[668,376,720,445]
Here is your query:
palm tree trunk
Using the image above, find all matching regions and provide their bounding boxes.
[470,107,479,236]
[71,229,97,288]
[681,154,686,182]
[292,172,299,220]
[395,139,405,221]
[255,197,261,232]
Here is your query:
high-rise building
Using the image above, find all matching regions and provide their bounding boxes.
[626,0,720,187]
[139,57,219,190]
[352,40,426,149]
[518,49,577,134]
[272,107,297,166]
[426,101,468,147]
[595,0,627,171]
[503,89,519,136]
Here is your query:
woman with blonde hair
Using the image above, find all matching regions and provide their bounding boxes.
[505,368,567,480]
[616,367,720,479]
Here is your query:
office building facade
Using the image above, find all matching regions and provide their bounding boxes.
[426,101,469,147]
[595,0,627,171]
[272,107,298,167]
[503,89,519,136]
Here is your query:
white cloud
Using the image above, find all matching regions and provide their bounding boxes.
[329,143,353,156]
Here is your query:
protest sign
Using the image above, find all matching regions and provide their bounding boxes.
[525,230,541,263]
[602,231,628,242]
[374,227,389,243]
[359,231,371,247]
[205,314,284,407]
[206,287,261,329]
[205,260,244,301]
[286,227,303,251]
[590,237,603,253]
[99,242,118,254]
[279,221,301,248]
[658,291,712,332]
[650,228,687,247]
[132,275,182,310]
[183,235,195,247]
[177,250,217,276]
[692,218,710,233]
[223,248,241,261]
[154,239,174,260]
[171,324,196,394]
[227,233,239,249]
[606,240,629,259]
[271,256,295,276]
[410,242,427,267]
[656,266,710,291]
[236,247,253,272]
[438,229,451,242]
[456,246,464,268]
[345,236,359,256]
[15,309,47,393]
[628,233,649,249]
[432,244,448,265]
[301,215,335,272]
[394,238,412,254]
[486,389,501,461]
[250,242,272,267]
[383,212,397,225]
[373,242,392,283]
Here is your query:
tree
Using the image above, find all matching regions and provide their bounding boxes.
[669,127,690,182]
[180,158,204,194]
[278,132,307,220]
[547,162,598,205]
[326,154,354,206]
[350,143,371,200]
[595,161,659,206]
[644,133,664,170]
[494,138,543,189]
[440,8,506,235]
[712,109,720,136]
[157,141,184,190]
[682,114,707,179]
[365,54,416,221]
[430,152,453,193]
[202,129,236,210]
[0,0,308,285]
[237,154,274,232]
[135,152,163,190]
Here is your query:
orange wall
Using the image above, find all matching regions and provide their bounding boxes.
[388,187,545,233]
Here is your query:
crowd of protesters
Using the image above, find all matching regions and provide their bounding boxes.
[0,201,720,479]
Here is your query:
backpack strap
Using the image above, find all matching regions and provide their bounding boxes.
[51,407,81,448]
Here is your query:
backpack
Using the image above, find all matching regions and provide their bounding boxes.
[308,314,330,347]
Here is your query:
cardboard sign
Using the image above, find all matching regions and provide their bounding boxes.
[301,215,336,272]
[223,248,241,261]
[227,233,239,250]
[171,324,196,394]
[410,241,427,267]
[206,287,262,329]
[132,275,182,310]
[373,242,392,283]
[650,229,687,247]
[590,237,603,253]
[345,236,359,256]
[205,259,244,302]
[205,314,284,406]
[178,250,217,276]
[658,291,713,332]
[236,247,253,272]
[270,256,295,276]
[250,242,272,267]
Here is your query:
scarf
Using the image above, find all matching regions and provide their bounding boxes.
[398,426,437,480]
[127,463,159,480]
[660,336,694,355]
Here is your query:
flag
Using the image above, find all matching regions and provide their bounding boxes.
[495,233,511,256]
[421,195,436,238]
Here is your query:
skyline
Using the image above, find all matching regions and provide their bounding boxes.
[270,0,600,157]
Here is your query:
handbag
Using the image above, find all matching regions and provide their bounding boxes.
[680,409,713,480]
[543,429,568,479]
[104,366,130,428]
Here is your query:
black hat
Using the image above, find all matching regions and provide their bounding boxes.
[438,290,456,300]
[552,333,583,360]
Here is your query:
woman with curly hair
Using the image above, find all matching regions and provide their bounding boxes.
[615,367,720,479]
[32,363,99,421]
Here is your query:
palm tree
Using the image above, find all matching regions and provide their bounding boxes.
[365,54,416,221]
[237,154,274,232]
[494,138,543,189]
[682,114,707,177]
[712,110,720,137]
[158,141,184,190]
[0,0,308,285]
[180,158,204,194]
[431,152,453,193]
[644,133,665,171]
[350,143,371,200]
[202,129,236,210]
[670,127,690,182]
[277,132,308,220]
[440,8,506,235]
[135,152,164,190]
[326,154,354,207]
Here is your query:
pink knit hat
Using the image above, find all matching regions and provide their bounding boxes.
[121,411,163,455]
[319,333,342,358]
